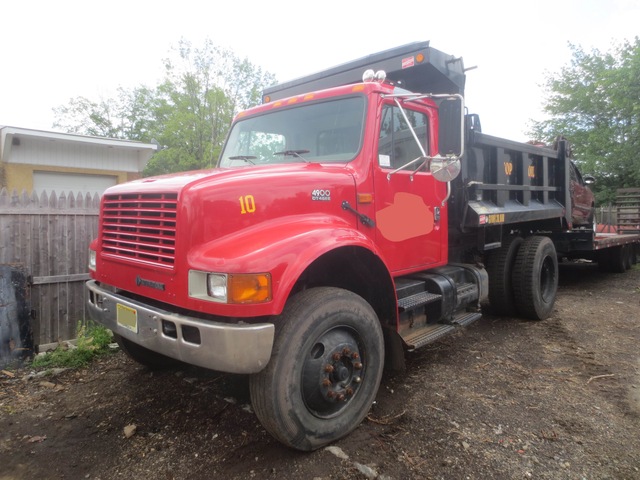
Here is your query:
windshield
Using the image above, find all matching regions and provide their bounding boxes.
[219,96,366,167]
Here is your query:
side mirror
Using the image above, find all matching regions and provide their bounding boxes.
[436,95,464,157]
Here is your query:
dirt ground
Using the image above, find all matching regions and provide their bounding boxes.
[1,262,639,480]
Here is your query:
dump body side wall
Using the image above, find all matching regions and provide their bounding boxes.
[448,131,573,260]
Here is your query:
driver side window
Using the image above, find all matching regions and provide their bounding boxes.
[378,105,429,170]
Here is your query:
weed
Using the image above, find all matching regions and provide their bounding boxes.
[31,324,113,369]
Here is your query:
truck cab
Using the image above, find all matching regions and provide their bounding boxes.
[220,80,454,272]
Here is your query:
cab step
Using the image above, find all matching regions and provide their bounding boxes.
[398,291,442,312]
[447,311,482,327]
[402,311,482,350]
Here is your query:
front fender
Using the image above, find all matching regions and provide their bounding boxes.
[188,214,383,315]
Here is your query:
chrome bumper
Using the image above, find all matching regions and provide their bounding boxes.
[86,280,274,374]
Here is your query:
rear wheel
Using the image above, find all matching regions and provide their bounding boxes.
[597,249,612,272]
[114,334,180,369]
[486,236,523,316]
[512,236,558,320]
[249,287,384,451]
[623,244,633,270]
[609,246,627,273]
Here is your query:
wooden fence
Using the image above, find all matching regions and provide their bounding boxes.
[0,188,100,347]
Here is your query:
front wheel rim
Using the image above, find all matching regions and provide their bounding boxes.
[301,325,366,419]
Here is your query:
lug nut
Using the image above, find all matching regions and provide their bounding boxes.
[354,376,361,383]
[351,352,359,359]
[346,388,354,396]
[324,365,334,373]
[354,362,363,370]
[322,378,332,387]
[337,394,345,401]
[332,353,341,361]
[342,348,351,356]
[327,390,336,399]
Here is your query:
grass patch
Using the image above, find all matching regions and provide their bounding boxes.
[31,324,113,369]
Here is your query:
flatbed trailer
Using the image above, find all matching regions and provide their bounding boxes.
[593,233,640,250]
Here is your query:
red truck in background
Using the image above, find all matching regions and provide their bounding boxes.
[86,41,640,451]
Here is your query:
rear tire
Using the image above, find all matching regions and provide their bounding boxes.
[597,249,612,272]
[114,334,181,369]
[486,236,523,316]
[249,287,384,451]
[512,236,558,320]
[623,244,633,270]
[609,246,627,273]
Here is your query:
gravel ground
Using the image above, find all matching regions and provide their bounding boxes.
[1,262,639,479]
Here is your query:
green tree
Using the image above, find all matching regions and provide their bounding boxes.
[53,86,157,141]
[529,38,640,204]
[52,38,276,176]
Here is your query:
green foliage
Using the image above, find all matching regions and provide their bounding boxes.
[31,324,113,369]
[529,38,640,204]
[53,38,276,176]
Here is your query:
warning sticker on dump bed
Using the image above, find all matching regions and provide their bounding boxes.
[479,213,505,225]
[402,56,415,69]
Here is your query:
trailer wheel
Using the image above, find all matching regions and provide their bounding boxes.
[512,236,558,320]
[114,334,181,369]
[609,246,627,273]
[623,244,633,270]
[249,287,384,451]
[486,236,523,316]
[597,249,612,273]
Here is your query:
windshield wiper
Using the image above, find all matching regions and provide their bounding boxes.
[228,155,257,164]
[273,149,310,162]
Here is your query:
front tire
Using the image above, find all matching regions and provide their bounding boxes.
[250,287,384,451]
[512,236,559,320]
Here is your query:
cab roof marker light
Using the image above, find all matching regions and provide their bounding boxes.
[362,69,375,82]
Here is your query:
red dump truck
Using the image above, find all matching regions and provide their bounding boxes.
[86,41,640,450]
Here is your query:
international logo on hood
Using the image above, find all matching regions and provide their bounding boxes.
[136,275,165,291]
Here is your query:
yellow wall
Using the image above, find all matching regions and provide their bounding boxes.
[4,163,132,193]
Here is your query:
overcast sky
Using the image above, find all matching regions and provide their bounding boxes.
[1,0,638,142]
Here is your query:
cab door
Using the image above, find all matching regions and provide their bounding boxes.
[373,102,447,273]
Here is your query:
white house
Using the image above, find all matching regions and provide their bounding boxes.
[0,126,158,196]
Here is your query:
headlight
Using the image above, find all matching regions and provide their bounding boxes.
[188,270,271,304]
[207,274,228,301]
[89,249,97,271]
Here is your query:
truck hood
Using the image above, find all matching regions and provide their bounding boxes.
[101,163,359,270]
[107,163,351,195]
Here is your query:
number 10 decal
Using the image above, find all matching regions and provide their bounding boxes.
[239,195,256,214]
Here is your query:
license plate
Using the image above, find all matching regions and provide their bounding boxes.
[117,304,138,333]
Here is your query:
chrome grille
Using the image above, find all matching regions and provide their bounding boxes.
[101,192,178,268]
